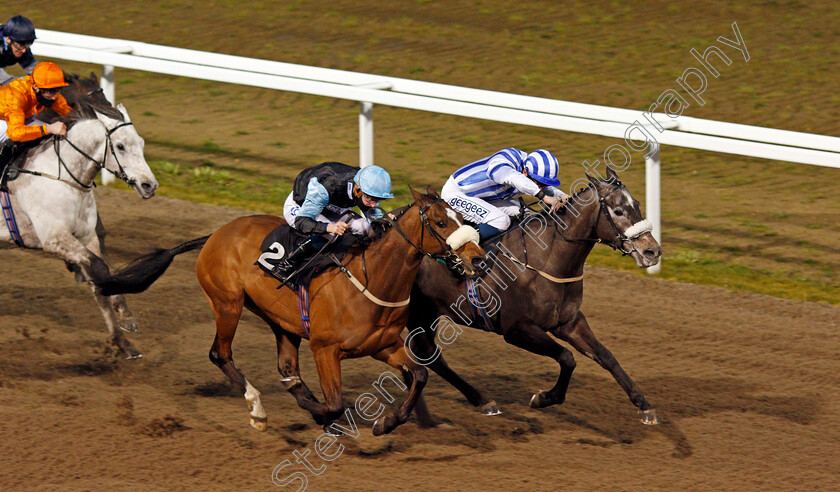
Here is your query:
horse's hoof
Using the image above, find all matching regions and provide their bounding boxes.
[124,351,143,360]
[119,319,139,333]
[250,416,268,432]
[639,408,659,426]
[529,390,551,408]
[373,416,395,436]
[372,418,385,436]
[323,423,341,436]
[479,400,502,416]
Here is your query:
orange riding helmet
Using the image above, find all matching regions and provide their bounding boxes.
[31,62,69,89]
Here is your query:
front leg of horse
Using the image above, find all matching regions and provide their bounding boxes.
[407,305,500,416]
[552,312,658,425]
[42,233,141,359]
[371,344,428,436]
[311,346,348,434]
[502,321,576,409]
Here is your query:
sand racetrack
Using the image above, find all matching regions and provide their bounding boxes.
[1,188,838,491]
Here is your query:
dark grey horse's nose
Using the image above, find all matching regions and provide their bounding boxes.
[644,245,662,261]
[141,182,156,193]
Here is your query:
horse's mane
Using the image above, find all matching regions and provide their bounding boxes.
[62,98,124,129]
[25,75,125,159]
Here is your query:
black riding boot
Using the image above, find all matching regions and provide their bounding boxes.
[0,143,15,192]
[270,238,320,281]
[0,142,34,192]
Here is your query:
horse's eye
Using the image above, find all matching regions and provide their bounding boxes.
[613,209,624,216]
[437,220,447,228]
[116,143,126,151]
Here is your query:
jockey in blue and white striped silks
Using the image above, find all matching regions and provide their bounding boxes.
[441,147,569,239]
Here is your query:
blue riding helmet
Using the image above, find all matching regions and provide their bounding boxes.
[353,165,394,199]
[4,16,36,43]
[524,149,562,187]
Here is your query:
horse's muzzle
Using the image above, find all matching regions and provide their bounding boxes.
[136,180,158,199]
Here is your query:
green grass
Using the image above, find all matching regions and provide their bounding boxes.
[587,246,840,304]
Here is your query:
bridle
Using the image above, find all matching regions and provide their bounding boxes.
[589,181,644,255]
[384,197,471,276]
[52,120,136,190]
[522,180,650,257]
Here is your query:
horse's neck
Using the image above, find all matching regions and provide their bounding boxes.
[348,210,425,299]
[508,188,600,277]
[31,120,104,186]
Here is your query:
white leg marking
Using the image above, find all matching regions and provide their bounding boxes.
[244,380,267,419]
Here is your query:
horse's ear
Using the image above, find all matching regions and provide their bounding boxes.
[94,109,114,126]
[605,166,620,183]
[89,72,99,84]
[410,185,424,202]
[586,172,600,186]
[116,103,131,123]
[425,185,439,197]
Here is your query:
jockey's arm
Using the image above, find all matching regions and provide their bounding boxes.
[498,168,542,196]
[293,177,350,235]
[293,177,330,234]
[5,109,49,141]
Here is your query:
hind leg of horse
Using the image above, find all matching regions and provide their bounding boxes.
[207,299,268,432]
[242,298,325,424]
[44,231,140,358]
[551,312,658,425]
[370,343,428,436]
[272,328,327,425]
[407,322,500,416]
[502,320,576,409]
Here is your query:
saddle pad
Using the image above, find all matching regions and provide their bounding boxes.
[254,224,357,289]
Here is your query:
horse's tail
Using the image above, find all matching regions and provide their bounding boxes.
[96,235,210,296]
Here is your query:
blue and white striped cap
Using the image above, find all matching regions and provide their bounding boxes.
[524,149,562,187]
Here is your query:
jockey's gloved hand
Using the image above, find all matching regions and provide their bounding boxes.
[348,217,372,236]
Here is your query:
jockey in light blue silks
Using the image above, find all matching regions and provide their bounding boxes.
[441,148,570,239]
[274,162,394,279]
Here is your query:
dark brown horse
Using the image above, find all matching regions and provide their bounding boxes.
[95,188,485,435]
[407,167,663,425]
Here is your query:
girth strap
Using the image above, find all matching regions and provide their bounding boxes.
[0,191,23,247]
[297,283,311,337]
[466,278,495,332]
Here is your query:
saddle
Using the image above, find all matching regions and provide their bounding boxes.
[0,140,42,192]
[254,224,358,290]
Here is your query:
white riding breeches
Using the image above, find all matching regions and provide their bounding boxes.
[441,176,520,231]
[283,192,333,228]
[0,117,47,145]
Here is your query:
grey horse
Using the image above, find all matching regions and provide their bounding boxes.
[1,102,157,358]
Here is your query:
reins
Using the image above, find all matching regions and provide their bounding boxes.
[10,120,135,191]
[490,182,643,284]
[383,198,468,275]
[330,197,469,308]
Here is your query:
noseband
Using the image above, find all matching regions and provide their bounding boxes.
[54,120,136,190]
[385,198,472,276]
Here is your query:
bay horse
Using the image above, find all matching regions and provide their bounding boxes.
[407,167,663,425]
[0,97,158,359]
[95,188,486,435]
